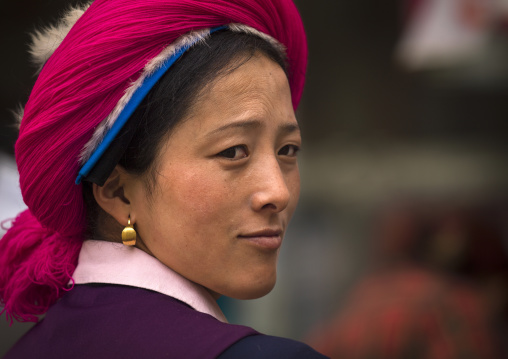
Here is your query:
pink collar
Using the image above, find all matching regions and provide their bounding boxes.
[71,240,227,322]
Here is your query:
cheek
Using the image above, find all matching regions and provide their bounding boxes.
[137,170,227,263]
[287,168,301,213]
[156,165,234,228]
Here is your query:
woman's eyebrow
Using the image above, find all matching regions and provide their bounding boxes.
[280,122,300,136]
[207,119,262,137]
[206,120,300,137]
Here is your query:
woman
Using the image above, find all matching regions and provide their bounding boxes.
[0,0,326,358]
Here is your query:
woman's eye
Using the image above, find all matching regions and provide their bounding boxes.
[278,145,300,157]
[217,145,249,160]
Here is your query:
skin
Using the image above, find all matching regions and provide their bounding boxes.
[94,53,301,300]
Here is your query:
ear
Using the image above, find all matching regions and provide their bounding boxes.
[93,166,133,227]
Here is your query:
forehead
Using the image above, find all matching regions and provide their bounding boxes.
[186,54,293,126]
[209,53,288,93]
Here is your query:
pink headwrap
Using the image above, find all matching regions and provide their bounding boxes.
[0,0,307,323]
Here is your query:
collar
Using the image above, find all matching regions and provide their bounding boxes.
[71,240,227,322]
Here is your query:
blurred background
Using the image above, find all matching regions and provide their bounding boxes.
[1,0,508,357]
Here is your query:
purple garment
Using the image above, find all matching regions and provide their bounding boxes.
[4,285,257,359]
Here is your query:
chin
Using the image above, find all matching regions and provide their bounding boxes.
[225,272,277,300]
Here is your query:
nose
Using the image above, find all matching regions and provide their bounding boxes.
[250,156,293,213]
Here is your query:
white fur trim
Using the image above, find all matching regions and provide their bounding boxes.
[29,2,92,73]
[15,2,91,129]
[13,105,24,129]
[228,23,286,54]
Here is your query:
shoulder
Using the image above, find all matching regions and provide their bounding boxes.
[218,334,329,359]
[6,285,256,359]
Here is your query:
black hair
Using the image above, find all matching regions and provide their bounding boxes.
[83,30,288,239]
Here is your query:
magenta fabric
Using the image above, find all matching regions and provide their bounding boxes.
[0,0,307,322]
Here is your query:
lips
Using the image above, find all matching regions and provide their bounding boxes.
[238,229,283,250]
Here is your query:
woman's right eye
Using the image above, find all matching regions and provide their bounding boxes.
[217,145,249,160]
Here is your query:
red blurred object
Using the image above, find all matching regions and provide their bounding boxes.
[307,266,500,359]
[306,201,508,359]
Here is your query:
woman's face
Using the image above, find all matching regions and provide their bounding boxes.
[129,53,301,299]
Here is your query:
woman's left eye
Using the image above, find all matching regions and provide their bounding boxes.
[278,145,300,157]
[217,145,249,160]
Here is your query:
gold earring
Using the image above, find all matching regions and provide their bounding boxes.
[122,216,136,246]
